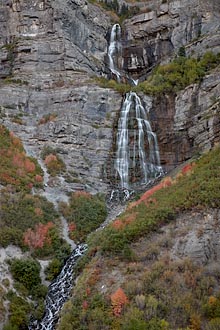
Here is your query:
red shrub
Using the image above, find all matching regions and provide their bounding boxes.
[13,153,24,168]
[112,213,137,230]
[68,222,76,232]
[0,172,19,185]
[129,177,172,209]
[82,300,88,310]
[112,219,124,230]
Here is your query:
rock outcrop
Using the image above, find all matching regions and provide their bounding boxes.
[150,71,220,172]
[172,209,220,265]
[123,0,220,81]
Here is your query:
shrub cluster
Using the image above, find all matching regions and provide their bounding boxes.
[0,125,43,191]
[41,146,66,177]
[137,51,220,94]
[0,191,59,248]
[59,191,107,242]
[4,258,48,329]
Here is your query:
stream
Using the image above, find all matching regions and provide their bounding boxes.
[29,244,87,330]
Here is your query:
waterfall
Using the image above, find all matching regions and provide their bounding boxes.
[106,23,163,190]
[115,92,163,189]
[107,23,122,82]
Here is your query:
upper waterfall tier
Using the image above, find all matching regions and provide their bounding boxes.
[115,92,163,189]
[107,23,122,82]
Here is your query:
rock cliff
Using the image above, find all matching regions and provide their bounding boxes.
[1,0,220,191]
[0,0,122,193]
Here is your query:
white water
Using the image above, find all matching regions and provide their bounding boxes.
[29,244,87,330]
[107,24,163,189]
[115,92,163,189]
[107,23,122,82]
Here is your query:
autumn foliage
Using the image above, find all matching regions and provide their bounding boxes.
[129,163,196,210]
[110,288,128,316]
[23,222,54,249]
[0,125,43,190]
[112,213,137,230]
[43,153,65,176]
[129,177,172,209]
[181,162,196,175]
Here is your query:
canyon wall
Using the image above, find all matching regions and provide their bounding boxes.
[0,0,220,192]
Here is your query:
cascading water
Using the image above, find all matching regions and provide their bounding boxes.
[107,23,122,82]
[107,24,163,192]
[29,244,87,330]
[115,92,163,189]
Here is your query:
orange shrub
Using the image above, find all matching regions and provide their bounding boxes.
[110,288,128,316]
[112,219,124,230]
[44,154,57,165]
[112,213,137,230]
[24,159,36,173]
[35,174,43,183]
[181,162,196,175]
[23,222,54,249]
[74,191,91,199]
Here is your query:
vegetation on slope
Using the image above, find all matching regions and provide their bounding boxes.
[58,146,220,330]
[59,191,107,243]
[41,146,66,177]
[97,51,220,95]
[0,125,71,329]
[0,125,43,191]
[90,147,220,257]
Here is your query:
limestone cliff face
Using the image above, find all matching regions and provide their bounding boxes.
[122,0,220,80]
[151,71,220,172]
[0,0,121,193]
[0,0,110,77]
[0,0,220,192]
